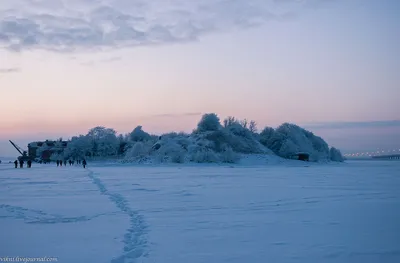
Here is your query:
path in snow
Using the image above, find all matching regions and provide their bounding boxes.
[90,161,400,263]
[86,170,148,263]
[0,165,127,263]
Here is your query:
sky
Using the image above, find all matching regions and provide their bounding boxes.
[1,0,400,157]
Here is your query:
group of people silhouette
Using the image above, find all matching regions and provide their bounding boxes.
[14,159,32,168]
[56,159,87,168]
[14,159,87,169]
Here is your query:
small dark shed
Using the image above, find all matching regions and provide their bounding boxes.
[291,152,310,161]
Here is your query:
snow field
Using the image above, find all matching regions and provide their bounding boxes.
[1,160,399,263]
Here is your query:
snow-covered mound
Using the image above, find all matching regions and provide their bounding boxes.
[123,114,275,164]
[122,114,342,164]
[33,113,344,164]
[259,123,344,162]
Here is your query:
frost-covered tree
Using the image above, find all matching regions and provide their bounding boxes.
[259,127,284,153]
[259,123,332,161]
[259,127,274,143]
[275,123,328,160]
[87,126,116,139]
[196,113,221,132]
[223,116,237,128]
[249,120,257,133]
[330,147,344,162]
[64,135,92,159]
[228,122,252,138]
[156,141,186,163]
[125,142,148,158]
[86,127,119,157]
[129,126,151,142]
[278,139,300,158]
[220,146,239,163]
[221,116,255,139]
[117,134,128,155]
[188,144,219,163]
[223,117,256,134]
[240,119,248,129]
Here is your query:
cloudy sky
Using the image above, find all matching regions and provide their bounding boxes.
[1,0,400,156]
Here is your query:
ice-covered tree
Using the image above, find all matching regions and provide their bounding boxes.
[87,126,116,139]
[125,142,148,159]
[129,126,151,142]
[249,120,257,133]
[117,134,128,155]
[259,127,284,153]
[278,139,300,158]
[64,135,92,159]
[220,146,239,163]
[240,119,248,129]
[227,122,252,138]
[330,147,344,162]
[223,116,237,127]
[86,126,119,157]
[196,113,221,132]
[259,123,331,161]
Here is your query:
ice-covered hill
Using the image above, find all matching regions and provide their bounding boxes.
[42,113,344,165]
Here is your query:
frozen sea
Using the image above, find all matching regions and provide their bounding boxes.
[1,159,399,263]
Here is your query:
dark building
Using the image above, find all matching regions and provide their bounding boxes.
[28,140,68,161]
[290,152,310,161]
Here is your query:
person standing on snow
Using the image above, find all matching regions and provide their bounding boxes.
[14,160,18,168]
[82,159,87,169]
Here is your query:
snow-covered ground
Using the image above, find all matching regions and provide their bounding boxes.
[1,160,399,263]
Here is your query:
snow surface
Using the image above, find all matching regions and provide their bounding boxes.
[1,160,399,263]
